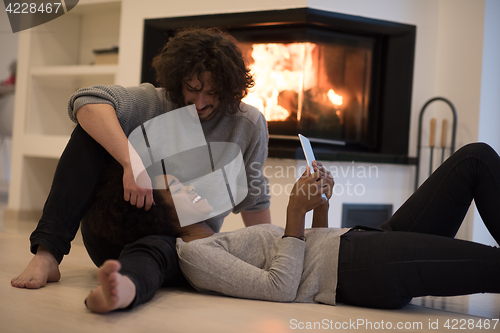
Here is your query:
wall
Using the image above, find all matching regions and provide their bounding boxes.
[117,0,494,239]
[435,0,484,148]
[0,7,18,192]
[473,0,500,247]
[0,9,18,80]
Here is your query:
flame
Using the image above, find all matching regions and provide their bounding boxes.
[327,89,343,106]
[243,42,345,122]
[243,43,317,121]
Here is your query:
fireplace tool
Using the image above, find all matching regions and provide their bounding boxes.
[414,97,457,191]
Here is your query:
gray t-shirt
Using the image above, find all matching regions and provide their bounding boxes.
[177,224,350,305]
[68,83,271,232]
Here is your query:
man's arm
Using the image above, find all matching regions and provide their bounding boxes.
[241,208,271,227]
[77,104,154,210]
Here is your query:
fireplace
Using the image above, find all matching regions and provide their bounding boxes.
[141,8,416,161]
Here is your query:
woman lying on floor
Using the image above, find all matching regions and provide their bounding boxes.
[85,143,500,313]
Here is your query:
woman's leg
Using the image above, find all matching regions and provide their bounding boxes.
[29,125,108,263]
[337,230,500,309]
[381,143,500,242]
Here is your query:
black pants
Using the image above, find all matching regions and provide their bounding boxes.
[81,221,187,308]
[337,142,500,309]
[30,125,186,308]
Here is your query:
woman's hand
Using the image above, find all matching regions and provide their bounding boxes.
[284,164,325,238]
[312,160,334,202]
[285,161,334,237]
[288,165,328,215]
[311,161,333,228]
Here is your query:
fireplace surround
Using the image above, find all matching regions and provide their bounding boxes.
[141,8,416,164]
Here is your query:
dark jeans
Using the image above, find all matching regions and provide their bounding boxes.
[337,143,500,309]
[30,125,186,308]
[30,125,107,263]
[81,221,186,308]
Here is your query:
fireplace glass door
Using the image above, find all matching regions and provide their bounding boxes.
[239,36,374,145]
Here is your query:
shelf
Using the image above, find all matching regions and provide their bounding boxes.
[31,65,118,77]
[27,67,116,136]
[0,85,15,96]
[7,0,121,213]
[21,134,70,159]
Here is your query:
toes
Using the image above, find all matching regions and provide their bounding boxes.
[11,277,27,288]
[103,260,121,274]
[109,272,119,283]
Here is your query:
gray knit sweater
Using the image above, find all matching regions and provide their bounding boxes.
[177,224,350,305]
[68,83,271,232]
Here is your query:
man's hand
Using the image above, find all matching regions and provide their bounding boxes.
[77,104,155,210]
[122,165,154,210]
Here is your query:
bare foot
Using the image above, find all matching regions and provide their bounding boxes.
[11,245,61,289]
[85,260,136,313]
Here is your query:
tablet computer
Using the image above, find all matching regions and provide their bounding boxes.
[298,134,327,200]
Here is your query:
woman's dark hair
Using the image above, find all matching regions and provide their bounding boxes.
[152,27,255,116]
[85,159,178,247]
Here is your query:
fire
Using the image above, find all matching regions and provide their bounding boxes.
[243,42,343,122]
[327,89,343,106]
[243,43,316,121]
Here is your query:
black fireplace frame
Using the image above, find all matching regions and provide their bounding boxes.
[141,8,416,163]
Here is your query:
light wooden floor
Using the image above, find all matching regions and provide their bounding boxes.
[1,195,499,333]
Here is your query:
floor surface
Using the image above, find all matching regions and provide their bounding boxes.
[1,194,499,333]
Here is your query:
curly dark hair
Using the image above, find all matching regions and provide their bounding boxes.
[85,159,178,247]
[152,27,254,116]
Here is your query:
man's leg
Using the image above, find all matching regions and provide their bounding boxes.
[381,143,500,242]
[80,217,123,267]
[85,235,186,313]
[11,125,108,288]
[84,260,136,314]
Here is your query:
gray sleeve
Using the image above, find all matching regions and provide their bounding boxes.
[67,83,163,136]
[233,112,271,213]
[178,237,305,302]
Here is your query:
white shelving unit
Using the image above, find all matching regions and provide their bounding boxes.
[7,0,121,220]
